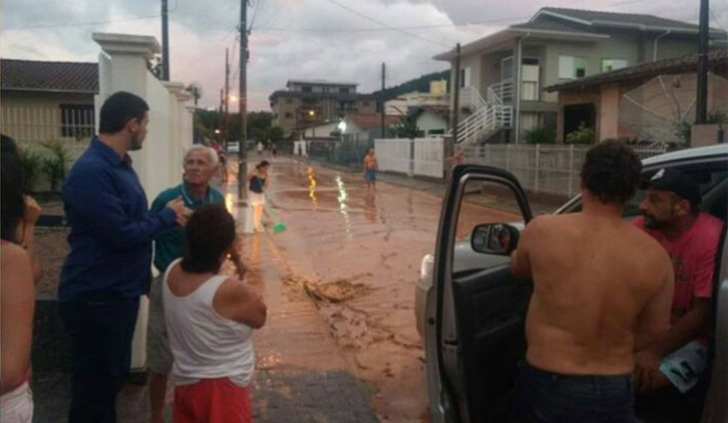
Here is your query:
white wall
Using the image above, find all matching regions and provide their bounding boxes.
[93,33,193,372]
[416,111,448,136]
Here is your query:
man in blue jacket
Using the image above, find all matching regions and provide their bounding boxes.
[59,91,186,422]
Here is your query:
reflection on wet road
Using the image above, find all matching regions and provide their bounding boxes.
[227,156,518,422]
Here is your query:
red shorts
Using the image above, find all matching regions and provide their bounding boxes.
[173,378,251,423]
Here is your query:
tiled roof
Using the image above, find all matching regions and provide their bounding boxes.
[546,49,728,92]
[348,113,402,130]
[540,8,709,32]
[1,59,98,93]
[510,18,606,35]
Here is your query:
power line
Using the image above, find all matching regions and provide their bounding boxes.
[253,15,531,32]
[319,0,450,48]
[176,28,237,78]
[257,0,281,30]
[249,0,265,32]
[2,15,160,31]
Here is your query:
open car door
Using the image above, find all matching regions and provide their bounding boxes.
[430,165,533,423]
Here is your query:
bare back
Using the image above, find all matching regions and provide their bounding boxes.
[515,214,673,375]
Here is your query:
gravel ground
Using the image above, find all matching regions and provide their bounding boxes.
[34,200,67,298]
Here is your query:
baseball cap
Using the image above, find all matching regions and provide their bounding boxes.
[642,168,701,207]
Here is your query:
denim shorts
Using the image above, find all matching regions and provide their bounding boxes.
[365,170,376,182]
[512,361,636,423]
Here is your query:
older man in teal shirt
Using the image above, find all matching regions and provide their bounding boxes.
[147,145,245,423]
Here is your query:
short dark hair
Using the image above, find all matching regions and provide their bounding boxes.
[1,135,26,243]
[99,91,150,134]
[256,160,270,170]
[180,204,236,274]
[581,141,642,205]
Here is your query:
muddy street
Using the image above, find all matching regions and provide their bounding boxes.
[233,156,520,422]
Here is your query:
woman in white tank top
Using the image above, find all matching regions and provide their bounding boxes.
[163,204,266,423]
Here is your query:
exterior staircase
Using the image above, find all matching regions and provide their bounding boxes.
[449,83,513,145]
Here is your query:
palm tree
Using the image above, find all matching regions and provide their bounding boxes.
[185,83,203,106]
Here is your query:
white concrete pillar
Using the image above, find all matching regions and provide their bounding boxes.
[93,33,160,197]
[185,105,196,148]
[163,82,185,190]
[92,32,160,373]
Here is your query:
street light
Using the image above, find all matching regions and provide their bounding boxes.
[308,110,315,117]
[229,95,239,102]
[214,129,221,135]
[337,120,347,143]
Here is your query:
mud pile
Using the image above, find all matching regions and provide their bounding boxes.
[303,279,372,303]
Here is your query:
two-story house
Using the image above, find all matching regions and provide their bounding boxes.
[434,7,727,144]
[270,79,377,137]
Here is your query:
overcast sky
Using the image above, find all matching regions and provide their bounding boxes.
[2,0,726,110]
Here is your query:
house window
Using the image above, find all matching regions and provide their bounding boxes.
[340,87,350,94]
[302,86,312,93]
[61,104,95,138]
[558,56,587,79]
[286,98,293,105]
[284,112,292,119]
[362,101,370,107]
[601,59,628,72]
[460,67,471,88]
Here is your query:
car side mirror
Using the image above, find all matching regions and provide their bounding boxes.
[471,223,520,256]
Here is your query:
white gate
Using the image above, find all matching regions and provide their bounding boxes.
[375,138,411,174]
[414,138,444,178]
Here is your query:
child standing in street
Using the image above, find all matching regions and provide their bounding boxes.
[363,148,378,191]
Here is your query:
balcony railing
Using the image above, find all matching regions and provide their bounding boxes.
[489,79,514,103]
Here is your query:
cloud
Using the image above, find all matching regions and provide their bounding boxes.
[2,0,726,112]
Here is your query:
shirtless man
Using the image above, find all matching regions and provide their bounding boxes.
[363,148,378,191]
[510,142,674,422]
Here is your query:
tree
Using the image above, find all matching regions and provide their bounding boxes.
[247,111,273,141]
[185,83,203,106]
[148,55,163,80]
[264,126,284,144]
[193,109,275,144]
[372,70,450,102]
[392,115,423,139]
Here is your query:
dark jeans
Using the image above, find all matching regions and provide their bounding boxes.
[59,292,140,423]
[512,361,636,423]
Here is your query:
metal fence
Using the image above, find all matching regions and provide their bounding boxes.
[3,106,96,192]
[2,106,95,143]
[306,139,374,170]
[462,144,669,198]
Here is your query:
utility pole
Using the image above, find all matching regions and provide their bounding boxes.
[446,43,461,180]
[381,63,386,138]
[224,48,230,143]
[219,89,224,141]
[451,43,461,146]
[238,0,249,203]
[161,0,170,81]
[696,0,709,126]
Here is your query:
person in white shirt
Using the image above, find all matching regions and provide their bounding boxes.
[163,203,266,423]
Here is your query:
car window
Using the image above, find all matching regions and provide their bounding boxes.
[452,179,525,274]
[560,160,728,221]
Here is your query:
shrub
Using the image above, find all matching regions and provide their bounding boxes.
[565,122,595,145]
[18,148,43,193]
[40,140,72,192]
[524,126,556,144]
[674,120,692,144]
[708,110,728,125]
